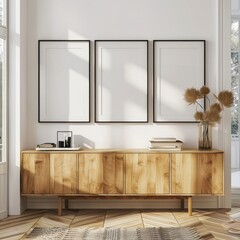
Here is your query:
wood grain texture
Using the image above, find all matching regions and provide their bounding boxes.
[172,154,198,194]
[103,153,124,194]
[125,154,170,194]
[172,153,223,194]
[22,154,50,194]
[105,210,143,228]
[50,154,77,194]
[78,153,124,194]
[141,210,179,227]
[79,154,103,194]
[211,153,224,194]
[21,151,223,198]
[4,209,240,239]
[71,210,106,228]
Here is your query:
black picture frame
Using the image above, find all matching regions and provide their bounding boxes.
[94,40,149,123]
[153,40,206,123]
[38,40,91,123]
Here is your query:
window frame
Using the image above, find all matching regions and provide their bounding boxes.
[0,0,7,27]
[0,0,7,163]
[231,17,240,139]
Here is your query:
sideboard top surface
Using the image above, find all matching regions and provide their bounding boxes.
[22,148,224,154]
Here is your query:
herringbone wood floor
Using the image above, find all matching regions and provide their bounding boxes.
[1,208,240,239]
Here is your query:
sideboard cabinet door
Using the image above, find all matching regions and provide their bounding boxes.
[125,154,170,194]
[21,153,50,194]
[171,153,223,194]
[78,153,124,194]
[197,153,223,194]
[50,154,78,194]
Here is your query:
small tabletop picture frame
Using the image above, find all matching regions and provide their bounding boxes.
[57,131,72,148]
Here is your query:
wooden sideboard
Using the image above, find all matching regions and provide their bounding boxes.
[21,149,224,215]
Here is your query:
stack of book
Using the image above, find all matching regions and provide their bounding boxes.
[36,143,56,148]
[149,138,183,151]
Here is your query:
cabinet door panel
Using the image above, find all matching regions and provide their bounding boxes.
[125,154,169,194]
[79,154,103,194]
[172,154,198,194]
[198,153,223,194]
[22,154,50,194]
[103,153,124,194]
[172,153,224,194]
[50,154,77,194]
[78,153,124,194]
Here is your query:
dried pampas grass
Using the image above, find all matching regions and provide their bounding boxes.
[218,91,234,108]
[184,85,233,124]
[184,88,200,104]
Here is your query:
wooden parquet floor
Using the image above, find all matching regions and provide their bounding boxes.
[1,208,240,239]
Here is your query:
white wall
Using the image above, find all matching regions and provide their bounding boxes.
[27,0,219,150]
[9,0,231,214]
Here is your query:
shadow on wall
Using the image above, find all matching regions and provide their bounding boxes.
[74,135,95,149]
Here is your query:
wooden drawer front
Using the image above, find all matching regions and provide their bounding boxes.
[172,153,223,194]
[78,153,124,194]
[22,154,50,194]
[50,154,77,194]
[125,154,170,194]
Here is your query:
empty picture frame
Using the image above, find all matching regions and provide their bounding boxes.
[153,40,205,122]
[95,40,149,123]
[38,40,90,123]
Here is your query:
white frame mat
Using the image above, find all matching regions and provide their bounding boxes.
[153,40,205,123]
[38,40,90,123]
[95,40,149,123]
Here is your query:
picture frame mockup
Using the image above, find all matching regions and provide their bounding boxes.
[94,40,149,123]
[153,40,205,123]
[38,40,90,123]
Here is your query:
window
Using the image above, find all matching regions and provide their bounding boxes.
[231,19,239,138]
[0,39,6,162]
[0,0,7,220]
[231,18,240,186]
[0,0,6,26]
[0,0,6,163]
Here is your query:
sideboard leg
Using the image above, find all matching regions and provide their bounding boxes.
[188,196,192,216]
[58,197,62,216]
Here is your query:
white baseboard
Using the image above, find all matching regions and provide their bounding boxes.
[232,188,240,207]
[0,210,7,219]
[26,196,219,210]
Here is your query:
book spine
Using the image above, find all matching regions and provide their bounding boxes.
[150,143,182,148]
[151,138,176,142]
[149,147,181,151]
